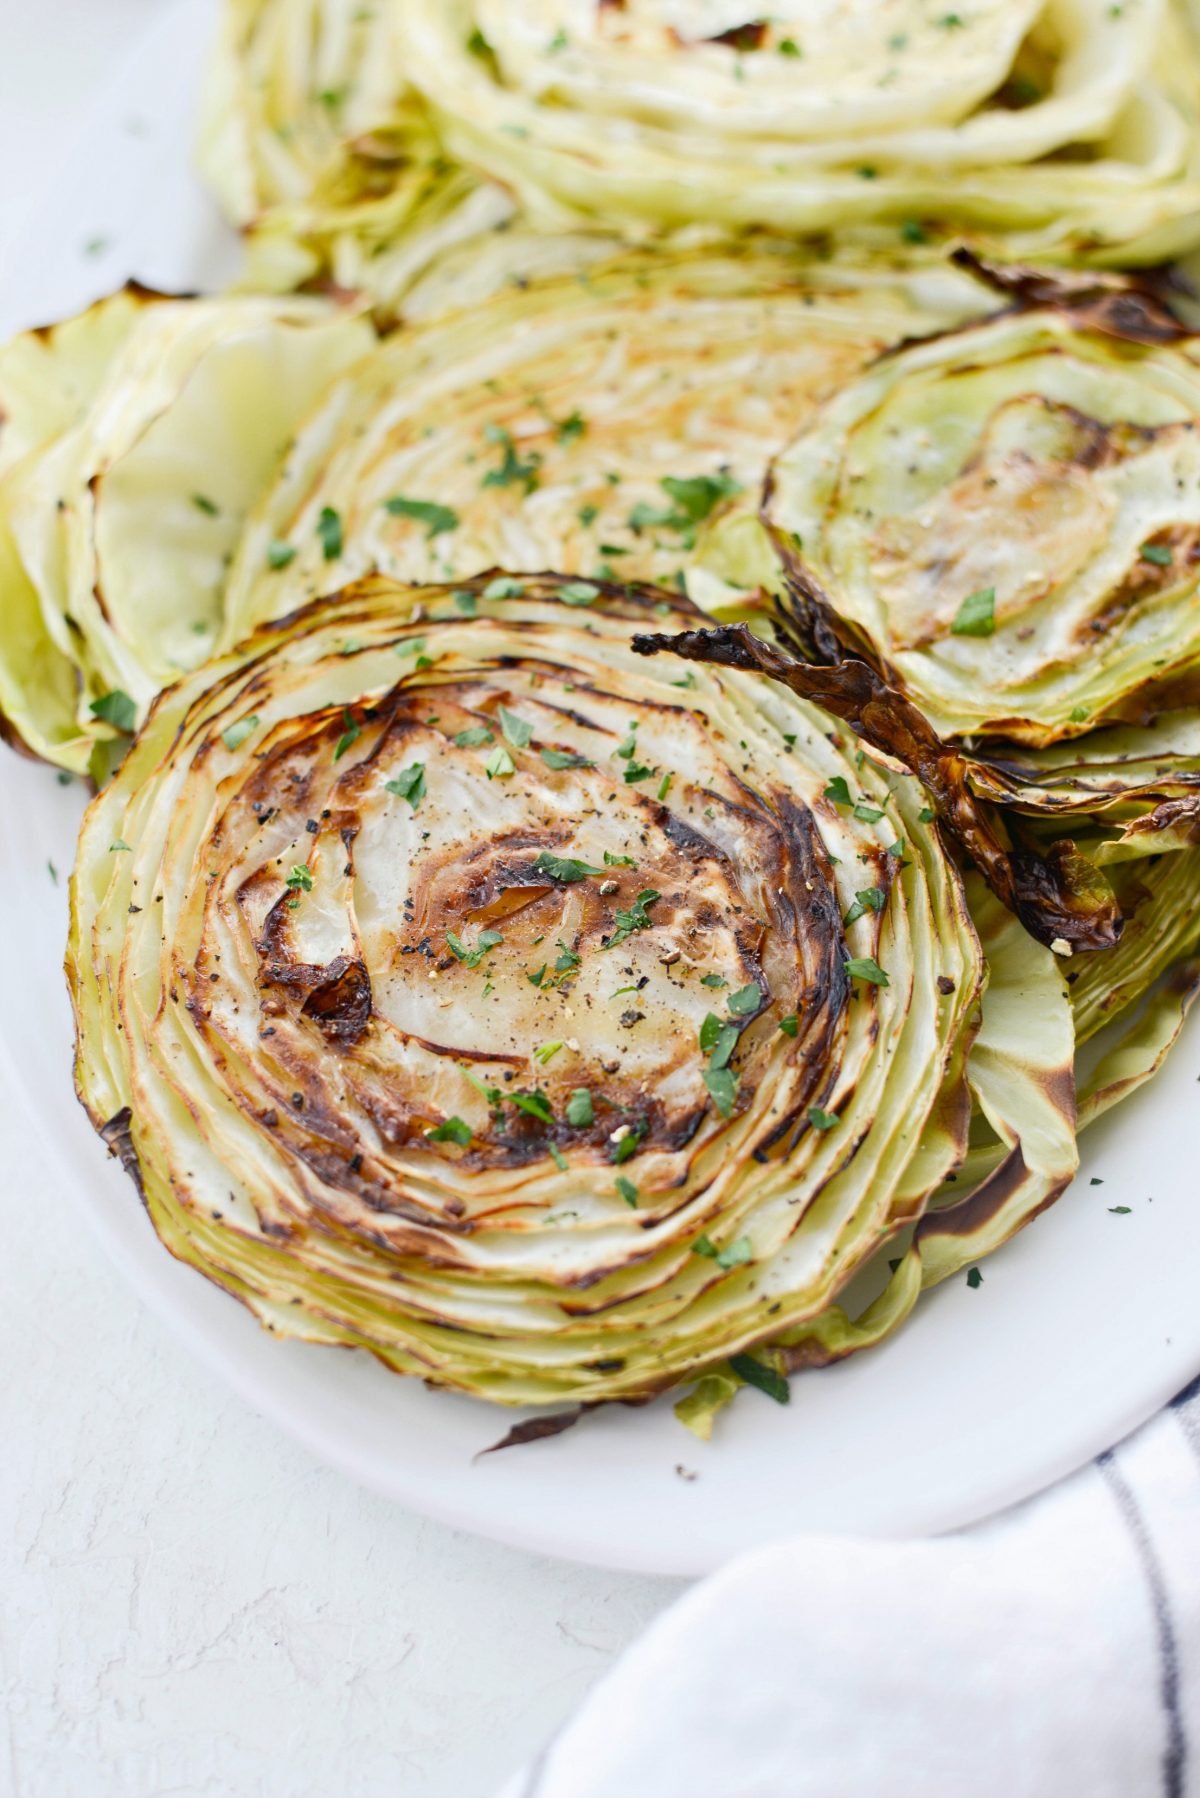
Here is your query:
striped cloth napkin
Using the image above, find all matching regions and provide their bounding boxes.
[498,1379,1200,1798]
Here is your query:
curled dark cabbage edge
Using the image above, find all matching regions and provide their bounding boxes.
[631,623,1123,954]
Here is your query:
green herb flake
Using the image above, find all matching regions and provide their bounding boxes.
[824,776,852,806]
[604,888,661,949]
[779,1014,799,1038]
[844,956,889,987]
[853,802,885,823]
[1109,1205,1133,1215]
[729,1353,789,1404]
[483,576,525,601]
[266,539,297,570]
[700,973,728,989]
[499,706,534,750]
[534,1040,564,1066]
[89,690,137,734]
[950,586,996,638]
[385,762,426,808]
[615,1175,639,1207]
[485,745,516,779]
[604,851,637,868]
[285,865,314,892]
[316,505,343,561]
[533,851,604,883]
[844,887,886,926]
[808,1106,839,1131]
[482,424,541,495]
[1140,541,1173,567]
[426,1116,471,1146]
[510,1089,555,1124]
[660,470,743,522]
[455,726,495,748]
[918,806,935,824]
[541,747,591,770]
[334,708,361,760]
[559,580,600,607]
[447,927,503,970]
[966,1266,984,1288]
[383,496,459,538]
[453,589,478,615]
[728,983,762,1017]
[703,1066,739,1117]
[566,1089,594,1127]
[109,840,132,854]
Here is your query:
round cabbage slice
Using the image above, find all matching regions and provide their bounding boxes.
[68,574,1075,1413]
[767,299,1200,746]
[223,243,989,643]
[0,289,374,772]
[397,0,1200,265]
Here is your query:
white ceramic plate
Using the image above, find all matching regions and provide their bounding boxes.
[4,0,1200,1578]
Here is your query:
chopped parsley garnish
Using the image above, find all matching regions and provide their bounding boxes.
[615,1175,639,1207]
[950,586,996,637]
[285,865,313,892]
[700,973,727,989]
[499,706,533,750]
[703,1066,739,1117]
[482,423,541,494]
[511,1090,555,1124]
[779,1015,799,1037]
[1109,1205,1132,1215]
[533,851,604,883]
[844,956,889,986]
[385,762,426,808]
[316,505,343,560]
[727,983,762,1017]
[966,1266,983,1288]
[604,889,661,949]
[483,576,525,601]
[558,580,600,607]
[555,941,580,972]
[824,776,852,806]
[221,714,259,751]
[808,1106,839,1131]
[853,802,885,823]
[657,773,673,801]
[453,589,477,615]
[447,928,503,970]
[485,745,515,779]
[1140,541,1173,567]
[729,1353,789,1404]
[334,709,361,759]
[89,690,137,734]
[549,1144,570,1172]
[109,840,132,854]
[604,851,636,867]
[778,36,801,55]
[917,806,935,824]
[192,493,219,516]
[534,1041,564,1066]
[527,965,548,988]
[426,1116,471,1146]
[455,726,495,748]
[541,747,591,770]
[843,887,886,926]
[693,1235,752,1272]
[383,496,459,538]
[566,1089,594,1127]
[612,1123,646,1164]
[623,762,656,784]
[901,219,927,244]
[266,540,297,570]
[661,471,743,522]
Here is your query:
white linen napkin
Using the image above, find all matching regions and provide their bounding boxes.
[497,1379,1200,1798]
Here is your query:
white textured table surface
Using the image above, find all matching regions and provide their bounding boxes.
[0,9,675,1796]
